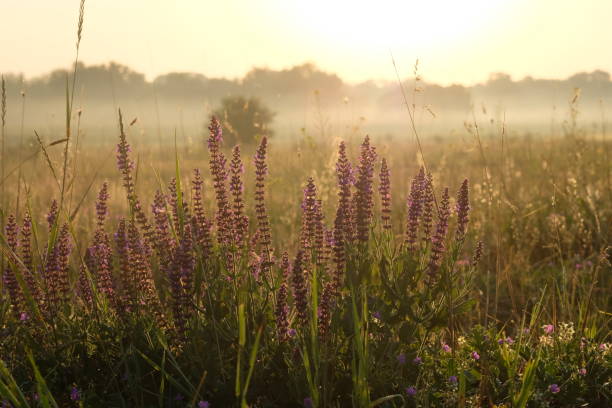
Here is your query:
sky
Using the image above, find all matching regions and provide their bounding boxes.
[1,0,611,86]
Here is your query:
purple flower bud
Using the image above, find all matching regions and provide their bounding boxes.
[549,384,560,394]
[70,386,80,401]
[405,386,417,396]
[448,375,458,384]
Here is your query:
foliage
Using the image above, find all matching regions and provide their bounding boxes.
[213,96,275,146]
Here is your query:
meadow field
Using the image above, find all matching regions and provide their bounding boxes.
[0,93,610,407]
[1,1,611,407]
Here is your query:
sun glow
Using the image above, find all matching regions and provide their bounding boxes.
[283,0,513,54]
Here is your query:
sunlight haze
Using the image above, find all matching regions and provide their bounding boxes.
[1,0,610,84]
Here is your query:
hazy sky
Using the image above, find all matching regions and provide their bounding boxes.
[1,0,611,85]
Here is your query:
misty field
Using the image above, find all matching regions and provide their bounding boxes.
[1,1,612,407]
[0,97,610,407]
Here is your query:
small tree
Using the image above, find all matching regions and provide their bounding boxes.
[213,96,275,145]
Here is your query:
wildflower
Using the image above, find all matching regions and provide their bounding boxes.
[229,145,248,246]
[498,338,505,345]
[372,311,381,320]
[198,401,210,408]
[413,356,423,365]
[539,335,553,346]
[304,397,313,408]
[275,252,290,341]
[455,179,470,242]
[578,368,587,376]
[379,158,391,230]
[397,353,406,364]
[300,177,318,251]
[291,250,309,324]
[254,136,272,272]
[208,116,231,246]
[4,215,23,314]
[353,136,377,242]
[542,324,554,334]
[46,199,59,231]
[405,168,425,250]
[471,351,480,360]
[318,282,334,338]
[20,212,38,302]
[471,241,484,267]
[505,337,514,345]
[448,375,458,384]
[558,322,575,343]
[428,188,450,278]
[19,312,28,321]
[70,386,80,401]
[420,172,434,242]
[442,343,452,353]
[549,384,560,394]
[405,386,417,396]
[288,328,297,338]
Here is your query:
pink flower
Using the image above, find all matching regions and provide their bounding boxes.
[442,344,451,353]
[471,351,480,360]
[578,368,587,376]
[542,324,554,334]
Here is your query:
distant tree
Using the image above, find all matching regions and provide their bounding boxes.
[213,96,275,145]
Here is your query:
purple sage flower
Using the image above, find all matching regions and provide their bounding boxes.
[379,158,391,230]
[405,168,425,251]
[455,179,470,242]
[353,136,377,242]
[70,386,80,401]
